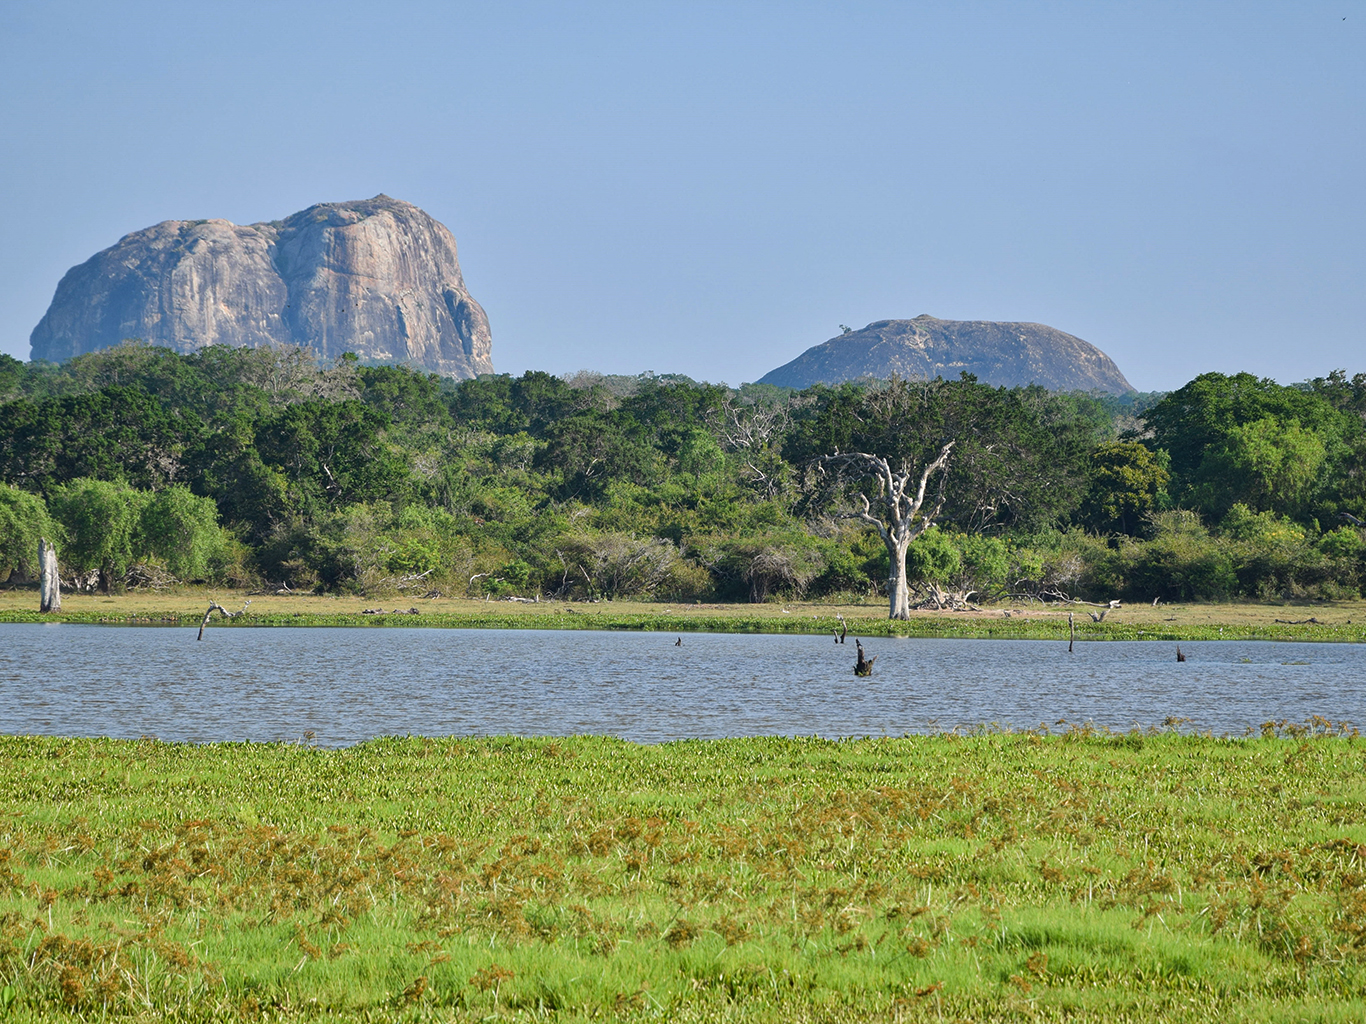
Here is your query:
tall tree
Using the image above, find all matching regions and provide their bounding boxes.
[1077,440,1170,535]
[819,444,954,619]
[1143,372,1362,522]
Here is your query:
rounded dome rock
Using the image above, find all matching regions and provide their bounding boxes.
[757,316,1132,393]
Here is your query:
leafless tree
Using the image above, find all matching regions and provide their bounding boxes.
[819,443,954,620]
[719,397,797,501]
[719,397,790,452]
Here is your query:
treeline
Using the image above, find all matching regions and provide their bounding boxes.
[1,344,1363,604]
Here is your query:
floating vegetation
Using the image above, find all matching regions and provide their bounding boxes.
[0,729,1365,1020]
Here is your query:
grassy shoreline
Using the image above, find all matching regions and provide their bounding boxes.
[2,731,1364,1021]
[2,588,1364,642]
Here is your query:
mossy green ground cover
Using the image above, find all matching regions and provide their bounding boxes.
[2,732,1365,1021]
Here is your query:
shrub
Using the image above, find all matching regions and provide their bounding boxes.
[1120,512,1238,601]
[1319,527,1365,561]
[48,479,150,591]
[138,485,228,580]
[0,484,53,582]
[698,536,826,603]
[906,528,961,585]
[550,533,681,600]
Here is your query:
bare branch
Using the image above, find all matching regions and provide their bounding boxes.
[913,442,955,511]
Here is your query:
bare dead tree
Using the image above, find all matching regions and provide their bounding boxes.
[820,442,954,620]
[719,398,790,452]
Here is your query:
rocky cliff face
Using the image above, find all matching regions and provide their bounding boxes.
[757,316,1132,393]
[30,196,493,379]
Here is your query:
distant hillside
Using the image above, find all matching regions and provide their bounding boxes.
[30,195,493,379]
[758,315,1133,393]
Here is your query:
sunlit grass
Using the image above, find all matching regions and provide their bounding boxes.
[1,729,1365,1020]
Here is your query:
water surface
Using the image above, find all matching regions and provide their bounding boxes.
[1,624,1361,745]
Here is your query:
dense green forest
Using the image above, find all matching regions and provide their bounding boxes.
[1,343,1363,606]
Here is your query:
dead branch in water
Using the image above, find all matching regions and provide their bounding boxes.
[197,600,251,641]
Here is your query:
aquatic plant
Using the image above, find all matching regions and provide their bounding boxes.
[1,729,1365,1019]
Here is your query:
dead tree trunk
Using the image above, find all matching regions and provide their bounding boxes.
[38,538,60,613]
[820,443,954,620]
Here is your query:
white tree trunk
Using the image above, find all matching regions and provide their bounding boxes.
[38,538,61,613]
[888,538,911,620]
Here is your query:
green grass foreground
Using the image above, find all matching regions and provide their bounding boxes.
[2,733,1366,1021]
[3,605,1365,643]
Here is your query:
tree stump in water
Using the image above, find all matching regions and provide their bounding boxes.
[38,538,60,613]
[854,639,876,677]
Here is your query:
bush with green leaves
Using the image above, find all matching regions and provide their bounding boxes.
[138,484,229,580]
[1215,504,1359,599]
[906,528,961,586]
[47,479,150,590]
[1320,525,1365,560]
[1077,513,1235,602]
[0,483,54,582]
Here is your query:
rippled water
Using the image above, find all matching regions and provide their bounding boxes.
[1,624,1362,745]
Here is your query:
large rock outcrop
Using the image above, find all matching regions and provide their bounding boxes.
[30,195,493,378]
[758,315,1133,393]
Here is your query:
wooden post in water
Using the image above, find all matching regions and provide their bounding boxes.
[1068,612,1074,654]
[38,538,60,613]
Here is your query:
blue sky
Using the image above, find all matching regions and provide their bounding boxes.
[1,1,1361,391]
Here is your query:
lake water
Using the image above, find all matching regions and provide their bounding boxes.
[1,624,1363,745]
